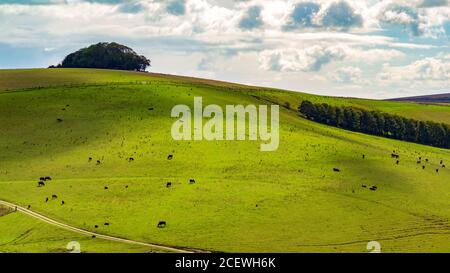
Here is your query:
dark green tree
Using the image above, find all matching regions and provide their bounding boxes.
[56,42,151,71]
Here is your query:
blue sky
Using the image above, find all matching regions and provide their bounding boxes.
[0,0,449,99]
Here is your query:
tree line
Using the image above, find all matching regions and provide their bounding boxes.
[298,100,450,149]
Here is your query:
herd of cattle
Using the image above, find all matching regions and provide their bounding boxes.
[30,148,446,230]
[33,153,198,229]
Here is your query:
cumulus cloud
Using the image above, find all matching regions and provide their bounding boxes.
[117,1,145,14]
[328,66,362,83]
[377,57,450,90]
[284,2,321,29]
[166,0,186,16]
[378,3,421,35]
[321,1,363,29]
[258,45,403,72]
[284,1,363,31]
[239,5,263,30]
[259,45,347,72]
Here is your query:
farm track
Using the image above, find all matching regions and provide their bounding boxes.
[0,199,208,253]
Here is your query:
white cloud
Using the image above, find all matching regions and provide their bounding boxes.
[328,66,362,83]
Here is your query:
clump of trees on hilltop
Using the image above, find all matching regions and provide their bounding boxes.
[51,42,150,71]
[298,100,450,149]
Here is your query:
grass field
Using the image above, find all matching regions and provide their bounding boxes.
[0,68,449,253]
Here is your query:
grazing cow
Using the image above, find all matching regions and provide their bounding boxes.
[57,118,63,122]
[333,168,340,172]
[97,160,101,165]
[370,186,377,191]
[157,221,166,228]
[39,176,45,181]
[45,176,51,181]
[61,200,65,205]
[166,182,172,188]
[128,157,134,162]
[52,194,58,199]
[104,186,108,190]
[104,223,109,226]
[189,179,196,184]
[391,153,399,159]
[167,155,173,160]
[38,181,45,187]
[45,197,49,202]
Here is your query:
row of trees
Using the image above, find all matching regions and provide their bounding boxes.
[298,100,450,149]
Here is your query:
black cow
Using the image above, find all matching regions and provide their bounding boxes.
[436,169,439,173]
[362,154,365,159]
[396,160,400,165]
[333,168,340,172]
[27,205,31,209]
[189,179,196,184]
[166,182,172,188]
[97,160,101,165]
[442,165,446,168]
[362,185,367,188]
[167,155,173,160]
[61,200,65,205]
[94,225,99,228]
[38,181,45,187]
[425,159,429,162]
[417,161,421,164]
[88,157,92,162]
[440,160,443,164]
[391,153,399,159]
[57,118,63,122]
[52,194,58,199]
[148,107,154,111]
[104,223,109,226]
[45,197,49,202]
[422,165,426,170]
[39,176,45,181]
[45,176,51,181]
[157,221,166,228]
[125,185,129,189]
[104,186,109,190]
[128,157,134,162]
[370,186,377,191]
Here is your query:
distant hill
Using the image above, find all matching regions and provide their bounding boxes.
[387,93,450,104]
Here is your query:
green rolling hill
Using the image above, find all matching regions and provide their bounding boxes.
[0,68,449,253]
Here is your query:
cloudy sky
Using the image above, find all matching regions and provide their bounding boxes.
[0,0,449,99]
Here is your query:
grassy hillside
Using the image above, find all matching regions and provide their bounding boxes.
[0,68,449,252]
[0,207,167,253]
